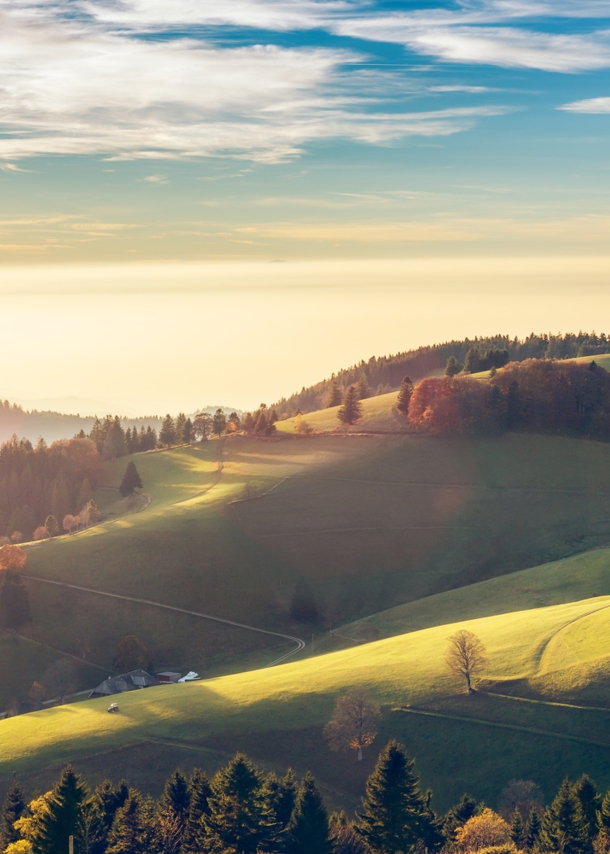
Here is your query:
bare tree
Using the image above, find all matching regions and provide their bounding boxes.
[324,686,381,761]
[445,630,488,693]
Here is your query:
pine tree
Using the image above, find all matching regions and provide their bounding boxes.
[30,765,89,854]
[356,740,431,854]
[356,374,371,400]
[396,376,414,416]
[327,380,342,408]
[598,791,610,833]
[464,346,482,374]
[93,780,130,842]
[106,790,152,854]
[510,808,526,850]
[183,769,212,852]
[287,772,332,854]
[160,415,176,447]
[183,418,193,444]
[539,778,588,854]
[162,769,191,831]
[119,462,143,498]
[443,794,477,844]
[175,413,187,445]
[264,768,297,834]
[338,386,362,425]
[574,775,601,841]
[201,753,275,853]
[0,569,32,629]
[445,356,463,377]
[0,781,26,850]
[525,806,542,851]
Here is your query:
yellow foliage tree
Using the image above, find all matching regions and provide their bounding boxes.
[456,808,512,852]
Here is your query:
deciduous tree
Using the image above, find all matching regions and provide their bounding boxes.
[113,635,149,672]
[445,630,488,693]
[324,686,381,761]
[212,409,227,436]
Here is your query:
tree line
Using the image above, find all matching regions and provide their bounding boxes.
[0,436,102,543]
[270,332,610,419]
[2,745,610,854]
[405,359,610,438]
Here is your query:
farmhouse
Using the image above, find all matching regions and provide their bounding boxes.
[89,669,160,699]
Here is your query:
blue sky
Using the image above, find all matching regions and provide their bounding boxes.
[0,1,609,412]
[1,0,609,262]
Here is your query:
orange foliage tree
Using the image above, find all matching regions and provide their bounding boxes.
[0,544,27,571]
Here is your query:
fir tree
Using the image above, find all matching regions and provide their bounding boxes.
[525,806,542,851]
[464,346,482,374]
[93,780,130,841]
[183,418,194,444]
[0,781,26,850]
[201,753,275,854]
[356,740,431,854]
[175,413,187,445]
[119,461,143,498]
[160,415,177,447]
[396,376,414,416]
[162,769,191,831]
[30,765,89,854]
[0,569,32,629]
[338,386,362,425]
[510,808,526,850]
[183,769,212,852]
[539,778,588,854]
[106,790,152,854]
[327,380,342,408]
[443,794,477,844]
[598,791,610,833]
[445,356,463,377]
[574,775,601,841]
[287,772,332,854]
[356,374,371,400]
[264,768,297,838]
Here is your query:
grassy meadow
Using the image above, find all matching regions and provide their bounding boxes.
[4,594,610,809]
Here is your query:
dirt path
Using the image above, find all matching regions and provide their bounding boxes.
[23,576,306,668]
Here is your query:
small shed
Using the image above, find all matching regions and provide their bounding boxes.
[156,671,181,683]
[89,669,159,699]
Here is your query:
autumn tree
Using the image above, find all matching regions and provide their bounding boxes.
[324,686,381,761]
[455,808,512,852]
[0,545,27,571]
[445,630,488,693]
[338,386,362,425]
[119,461,143,497]
[113,635,149,672]
[396,376,414,416]
[62,515,79,534]
[193,412,213,441]
[33,526,49,541]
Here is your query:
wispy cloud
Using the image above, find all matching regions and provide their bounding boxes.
[559,96,610,113]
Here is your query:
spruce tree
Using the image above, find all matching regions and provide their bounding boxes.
[106,790,152,854]
[175,413,187,444]
[396,376,414,416]
[201,753,275,854]
[0,781,26,850]
[183,769,212,852]
[510,808,526,850]
[445,356,463,377]
[525,806,542,851]
[338,386,362,425]
[443,794,477,844]
[161,769,191,831]
[539,778,588,854]
[160,415,176,447]
[31,765,89,854]
[93,780,130,841]
[183,418,193,444]
[44,515,59,537]
[357,740,431,854]
[119,462,143,498]
[287,772,332,854]
[574,774,601,841]
[264,768,297,840]
[598,791,610,833]
[356,374,371,400]
[327,380,342,408]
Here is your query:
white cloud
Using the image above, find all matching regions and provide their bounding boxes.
[559,96,610,112]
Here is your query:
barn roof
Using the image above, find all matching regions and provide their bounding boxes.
[89,669,159,699]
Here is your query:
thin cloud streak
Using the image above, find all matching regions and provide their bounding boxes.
[559,96,610,112]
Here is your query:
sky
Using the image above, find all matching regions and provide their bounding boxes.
[0,0,609,413]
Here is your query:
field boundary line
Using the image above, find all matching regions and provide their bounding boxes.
[394,706,610,748]
[483,691,610,712]
[23,576,305,668]
[0,629,110,673]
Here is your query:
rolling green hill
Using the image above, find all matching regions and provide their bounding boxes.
[5,593,610,811]
[6,430,610,715]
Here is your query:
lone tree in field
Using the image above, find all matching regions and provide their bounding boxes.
[445,629,488,693]
[324,686,381,761]
[396,376,414,416]
[338,386,362,425]
[120,461,143,497]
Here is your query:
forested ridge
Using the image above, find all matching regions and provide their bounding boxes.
[273,332,610,418]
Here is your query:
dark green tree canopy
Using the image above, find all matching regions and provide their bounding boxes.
[396,376,414,416]
[338,386,363,425]
[288,772,332,854]
[119,461,143,497]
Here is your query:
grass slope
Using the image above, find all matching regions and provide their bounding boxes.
[6,431,610,713]
[5,596,610,810]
